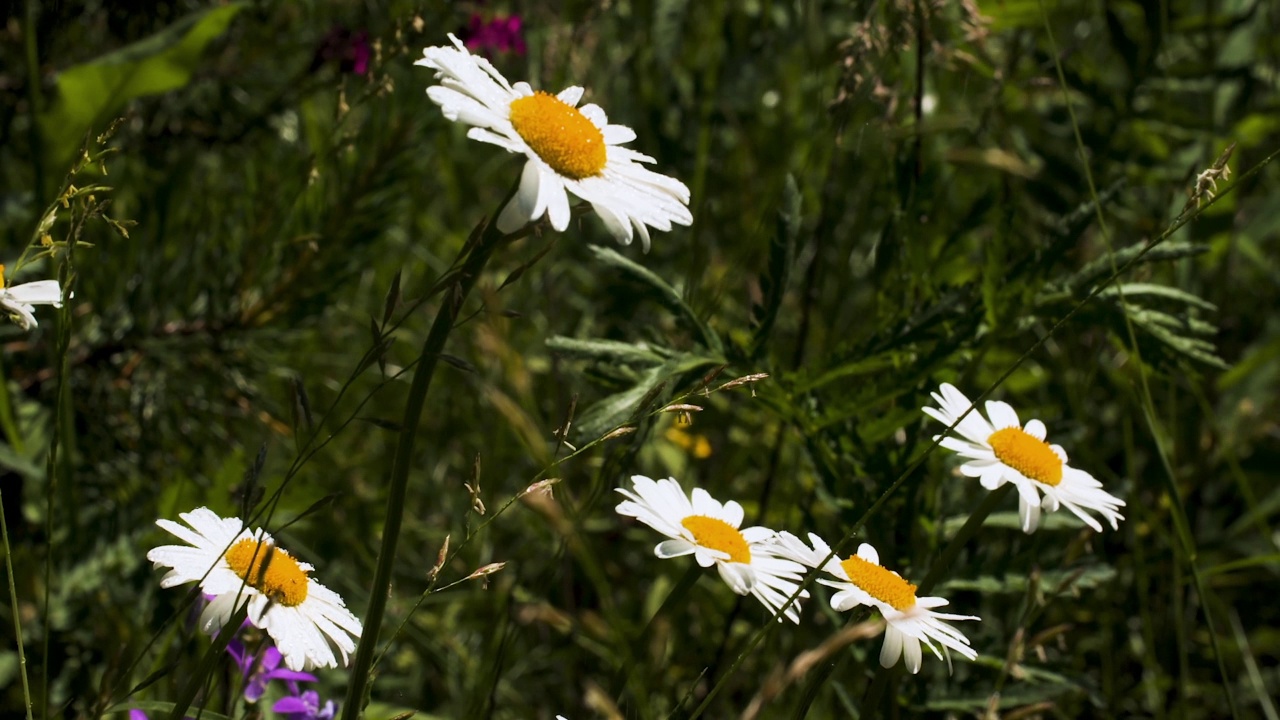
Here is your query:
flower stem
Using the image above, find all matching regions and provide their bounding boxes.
[166,602,250,720]
[341,211,509,718]
[1,487,35,720]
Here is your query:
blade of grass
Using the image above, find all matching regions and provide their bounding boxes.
[1039,2,1240,716]
[1,487,35,720]
[340,192,514,718]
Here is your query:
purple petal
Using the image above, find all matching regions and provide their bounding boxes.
[266,668,319,684]
[262,645,283,671]
[273,697,310,714]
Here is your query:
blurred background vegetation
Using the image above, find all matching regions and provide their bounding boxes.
[1,0,1278,717]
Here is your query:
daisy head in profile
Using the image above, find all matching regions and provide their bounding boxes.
[147,507,362,671]
[0,264,62,331]
[923,383,1125,534]
[615,475,808,623]
[416,35,692,250]
[773,532,979,674]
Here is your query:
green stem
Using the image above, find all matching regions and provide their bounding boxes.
[166,603,249,720]
[24,0,44,206]
[612,563,702,703]
[1,488,35,720]
[340,211,509,718]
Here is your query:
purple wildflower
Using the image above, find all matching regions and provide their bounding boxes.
[312,26,372,75]
[273,689,337,720]
[228,639,317,702]
[462,14,526,56]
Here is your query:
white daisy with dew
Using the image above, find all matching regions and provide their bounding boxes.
[615,475,808,623]
[415,35,692,250]
[0,264,62,331]
[923,383,1125,534]
[773,532,979,674]
[147,507,363,671]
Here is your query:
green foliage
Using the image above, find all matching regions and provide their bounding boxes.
[36,4,247,172]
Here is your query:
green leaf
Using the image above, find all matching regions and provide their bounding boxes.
[545,336,670,366]
[588,245,723,354]
[938,565,1117,595]
[749,174,800,358]
[573,354,720,442]
[38,3,247,169]
[1099,283,1218,311]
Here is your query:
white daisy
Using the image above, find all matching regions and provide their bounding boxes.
[0,264,62,331]
[147,507,363,671]
[923,383,1126,534]
[614,475,808,623]
[416,34,692,250]
[773,532,979,674]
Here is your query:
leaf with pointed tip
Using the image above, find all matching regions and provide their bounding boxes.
[749,175,800,358]
[545,336,669,365]
[587,245,722,354]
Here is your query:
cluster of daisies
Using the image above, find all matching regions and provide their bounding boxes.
[615,384,1126,673]
[140,31,1126,713]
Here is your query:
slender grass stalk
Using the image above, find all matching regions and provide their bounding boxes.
[1,488,35,720]
[165,603,250,720]
[611,563,702,703]
[1038,4,1240,717]
[24,0,44,206]
[341,198,513,718]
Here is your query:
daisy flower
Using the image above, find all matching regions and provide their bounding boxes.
[773,532,979,674]
[615,475,808,623]
[0,264,62,331]
[147,507,363,671]
[923,383,1126,534]
[416,35,692,250]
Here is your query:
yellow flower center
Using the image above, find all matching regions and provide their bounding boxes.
[223,538,309,607]
[0,264,6,289]
[508,91,607,179]
[987,426,1063,486]
[680,515,751,564]
[840,555,917,610]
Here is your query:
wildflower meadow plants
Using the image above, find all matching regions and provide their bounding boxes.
[2,3,1278,720]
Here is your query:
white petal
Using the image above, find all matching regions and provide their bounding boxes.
[879,625,904,669]
[985,400,1020,430]
[856,543,879,565]
[556,86,584,107]
[1024,418,1047,440]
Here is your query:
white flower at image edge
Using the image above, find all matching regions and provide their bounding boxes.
[615,475,809,623]
[147,507,363,671]
[416,34,692,250]
[0,274,62,331]
[773,532,980,674]
[923,383,1126,534]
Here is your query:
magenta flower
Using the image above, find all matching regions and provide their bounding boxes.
[462,14,526,56]
[228,640,317,702]
[274,689,337,720]
[311,26,372,75]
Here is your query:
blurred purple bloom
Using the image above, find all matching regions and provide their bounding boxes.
[462,14,526,56]
[227,639,317,702]
[274,689,337,720]
[312,26,372,75]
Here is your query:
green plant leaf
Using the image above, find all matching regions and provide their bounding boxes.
[38,3,246,170]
